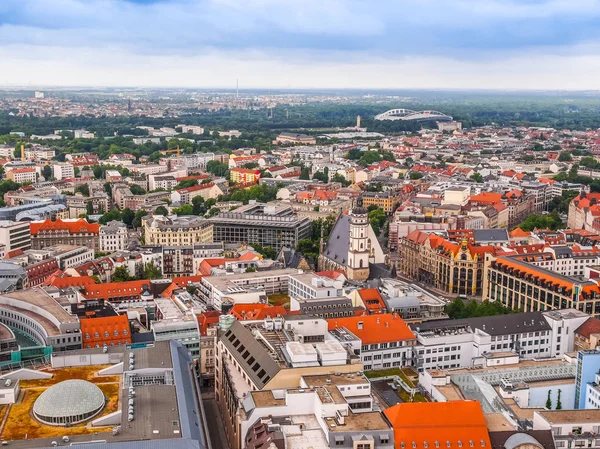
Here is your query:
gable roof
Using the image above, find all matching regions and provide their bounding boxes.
[384,401,492,449]
[575,317,600,339]
[323,214,351,267]
[328,313,415,344]
[30,218,99,235]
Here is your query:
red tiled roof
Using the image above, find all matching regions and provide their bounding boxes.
[83,280,149,300]
[30,218,99,235]
[575,317,600,338]
[384,401,491,449]
[229,304,288,321]
[327,313,415,344]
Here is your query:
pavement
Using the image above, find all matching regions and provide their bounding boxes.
[203,398,229,449]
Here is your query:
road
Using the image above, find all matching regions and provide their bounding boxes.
[203,398,229,449]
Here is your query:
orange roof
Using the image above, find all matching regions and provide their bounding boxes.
[30,218,99,235]
[12,167,35,173]
[384,401,491,449]
[197,310,222,336]
[83,280,148,300]
[509,227,530,238]
[357,288,386,313]
[231,168,260,175]
[43,274,97,288]
[328,313,414,344]
[80,314,131,347]
[315,270,347,281]
[172,275,203,287]
[470,192,502,204]
[575,317,600,339]
[229,304,288,321]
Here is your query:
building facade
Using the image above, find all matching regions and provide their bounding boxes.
[144,215,213,246]
[30,219,100,252]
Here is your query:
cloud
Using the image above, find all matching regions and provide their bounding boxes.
[1,0,600,88]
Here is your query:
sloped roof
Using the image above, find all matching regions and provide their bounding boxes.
[323,213,351,267]
[328,313,415,344]
[30,218,99,235]
[384,401,492,449]
[575,317,600,339]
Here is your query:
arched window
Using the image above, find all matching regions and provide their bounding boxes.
[359,259,364,268]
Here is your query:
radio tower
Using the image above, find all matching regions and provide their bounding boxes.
[236,78,239,98]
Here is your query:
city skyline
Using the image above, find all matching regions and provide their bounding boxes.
[2,0,600,90]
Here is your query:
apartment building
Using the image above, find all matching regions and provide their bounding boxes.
[197,268,299,311]
[533,409,600,448]
[288,272,344,311]
[144,215,213,246]
[30,218,100,252]
[8,167,37,184]
[483,254,600,317]
[237,375,393,449]
[410,310,587,372]
[362,191,399,213]
[216,316,362,449]
[0,220,32,252]
[99,221,128,252]
[329,313,417,370]
[230,168,261,184]
[53,162,75,180]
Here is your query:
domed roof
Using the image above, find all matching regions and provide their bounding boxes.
[33,379,105,421]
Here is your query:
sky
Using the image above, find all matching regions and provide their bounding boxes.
[1,0,600,90]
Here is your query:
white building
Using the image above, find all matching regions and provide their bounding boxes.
[9,168,37,184]
[585,371,600,409]
[533,409,600,448]
[288,273,344,311]
[53,163,75,180]
[178,125,205,135]
[412,309,588,371]
[73,130,95,139]
[99,221,128,253]
[0,220,31,252]
[197,268,300,310]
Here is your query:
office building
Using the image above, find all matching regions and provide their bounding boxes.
[0,220,32,252]
[99,221,128,252]
[210,203,311,252]
[53,162,75,180]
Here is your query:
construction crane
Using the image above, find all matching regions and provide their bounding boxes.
[159,146,181,157]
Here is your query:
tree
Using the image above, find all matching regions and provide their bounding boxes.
[121,208,135,227]
[86,201,94,216]
[132,210,148,228]
[99,209,122,225]
[368,208,387,236]
[518,213,563,232]
[192,196,206,215]
[299,167,310,180]
[42,165,52,181]
[359,151,382,166]
[175,179,198,189]
[104,182,112,197]
[155,205,168,216]
[409,171,424,180]
[382,152,396,162]
[546,391,552,409]
[332,173,351,187]
[206,160,229,177]
[312,171,328,183]
[556,389,562,410]
[174,204,194,215]
[445,298,514,319]
[113,266,133,282]
[75,184,90,196]
[252,243,277,260]
[558,151,573,162]
[470,173,484,183]
[143,261,162,280]
[245,266,256,273]
[129,184,146,195]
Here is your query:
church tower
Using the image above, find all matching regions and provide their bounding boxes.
[347,198,370,281]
